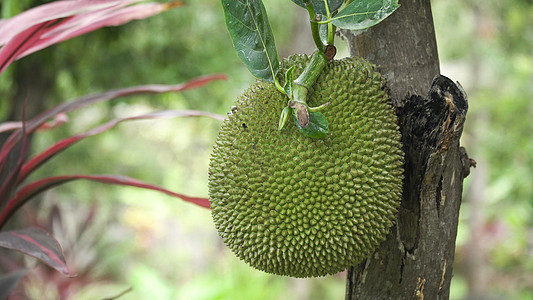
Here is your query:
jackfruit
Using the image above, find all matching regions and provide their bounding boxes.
[208,54,404,278]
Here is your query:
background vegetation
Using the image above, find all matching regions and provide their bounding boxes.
[0,0,531,299]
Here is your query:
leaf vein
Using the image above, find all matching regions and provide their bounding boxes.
[244,0,276,80]
[329,10,380,22]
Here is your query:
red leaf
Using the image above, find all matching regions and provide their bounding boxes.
[0,113,68,134]
[0,74,226,172]
[35,113,69,131]
[0,1,184,73]
[0,175,210,228]
[17,110,224,184]
[0,117,30,217]
[0,0,135,45]
[26,76,226,134]
[16,3,184,61]
[0,20,57,75]
[0,228,72,276]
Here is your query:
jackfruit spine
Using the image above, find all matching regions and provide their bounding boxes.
[208,54,404,278]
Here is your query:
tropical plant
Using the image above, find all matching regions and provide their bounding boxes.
[0,0,472,298]
[217,0,468,299]
[0,1,222,297]
[220,0,399,138]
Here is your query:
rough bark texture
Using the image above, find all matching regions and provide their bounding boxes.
[342,0,474,299]
[341,0,440,103]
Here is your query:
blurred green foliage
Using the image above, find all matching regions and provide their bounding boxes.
[0,0,532,299]
[433,0,533,298]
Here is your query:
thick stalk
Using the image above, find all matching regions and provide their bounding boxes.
[293,51,327,105]
[290,51,328,128]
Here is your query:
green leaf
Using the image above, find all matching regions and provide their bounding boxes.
[221,0,279,82]
[291,0,344,15]
[278,106,291,130]
[330,0,400,30]
[283,65,295,96]
[293,111,328,138]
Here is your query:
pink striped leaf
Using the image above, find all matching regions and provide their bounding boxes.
[14,2,184,61]
[0,113,68,134]
[0,20,56,73]
[0,1,184,74]
[0,74,227,171]
[0,0,137,44]
[17,109,225,184]
[0,227,72,276]
[0,175,210,228]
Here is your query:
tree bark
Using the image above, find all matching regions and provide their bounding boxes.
[342,0,474,299]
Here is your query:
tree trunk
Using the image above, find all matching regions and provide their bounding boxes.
[341,0,474,299]
[0,48,55,146]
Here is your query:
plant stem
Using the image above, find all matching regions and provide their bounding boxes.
[289,51,328,129]
[328,24,336,45]
[292,50,328,105]
[305,2,325,52]
[323,0,335,45]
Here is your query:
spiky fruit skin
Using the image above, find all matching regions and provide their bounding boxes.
[208,55,404,278]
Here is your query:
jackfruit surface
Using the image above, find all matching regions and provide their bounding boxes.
[209,55,404,278]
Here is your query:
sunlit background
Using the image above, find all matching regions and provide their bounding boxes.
[0,0,532,299]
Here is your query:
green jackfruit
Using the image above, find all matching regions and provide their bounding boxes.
[208,54,404,278]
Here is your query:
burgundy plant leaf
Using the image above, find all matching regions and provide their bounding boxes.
[0,0,136,45]
[35,112,69,131]
[0,174,210,228]
[26,75,226,134]
[0,19,60,75]
[17,109,225,184]
[0,74,226,170]
[0,114,30,217]
[0,113,68,134]
[0,127,28,173]
[0,1,184,73]
[0,227,72,276]
[0,139,25,209]
[14,2,185,61]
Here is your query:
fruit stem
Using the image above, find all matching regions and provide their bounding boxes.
[323,0,335,45]
[293,51,327,105]
[327,24,336,45]
[290,50,328,128]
